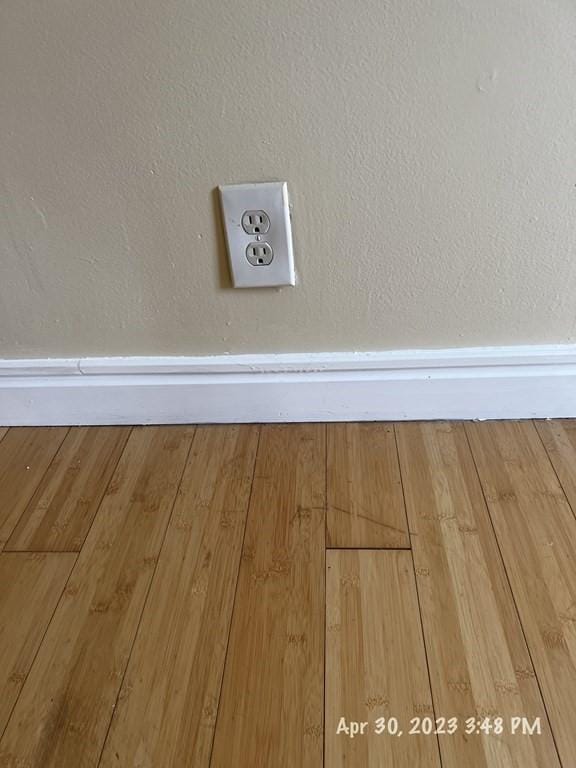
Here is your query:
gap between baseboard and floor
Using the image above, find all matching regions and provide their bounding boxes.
[1,344,576,426]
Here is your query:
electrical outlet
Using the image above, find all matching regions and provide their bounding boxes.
[219,181,295,288]
[242,210,270,235]
[246,242,273,266]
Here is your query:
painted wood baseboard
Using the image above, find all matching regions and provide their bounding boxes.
[1,345,576,425]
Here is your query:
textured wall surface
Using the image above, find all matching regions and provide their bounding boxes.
[1,0,576,357]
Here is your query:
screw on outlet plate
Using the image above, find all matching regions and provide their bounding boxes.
[242,210,270,235]
[246,242,274,266]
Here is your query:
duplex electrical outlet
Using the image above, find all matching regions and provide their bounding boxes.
[219,181,295,288]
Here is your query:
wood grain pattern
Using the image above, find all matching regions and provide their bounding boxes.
[0,426,194,768]
[535,419,576,515]
[396,422,560,768]
[325,549,440,768]
[210,424,326,768]
[6,427,131,552]
[327,423,408,548]
[0,420,574,768]
[0,427,68,550]
[99,425,259,768]
[466,420,576,767]
[0,553,76,736]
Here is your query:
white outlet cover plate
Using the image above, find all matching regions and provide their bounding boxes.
[219,181,295,288]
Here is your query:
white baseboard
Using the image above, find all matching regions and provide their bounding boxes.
[1,345,576,425]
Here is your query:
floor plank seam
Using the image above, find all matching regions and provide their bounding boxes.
[62,427,133,555]
[393,423,443,767]
[393,422,414,550]
[0,428,133,752]
[325,546,412,551]
[1,427,70,553]
[5,549,84,554]
[532,419,576,526]
[462,422,564,768]
[207,425,262,768]
[93,427,197,768]
[0,551,80,744]
[27,427,134,561]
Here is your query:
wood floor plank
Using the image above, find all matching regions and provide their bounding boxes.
[534,418,576,515]
[0,426,194,768]
[6,427,131,552]
[0,553,76,736]
[99,425,259,768]
[327,423,408,548]
[397,422,560,768]
[0,427,68,550]
[210,424,325,768]
[466,420,576,766]
[325,549,440,767]
[0,428,8,442]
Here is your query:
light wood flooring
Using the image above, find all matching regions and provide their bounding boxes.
[0,421,575,767]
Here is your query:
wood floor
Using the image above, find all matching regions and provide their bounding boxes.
[0,421,575,767]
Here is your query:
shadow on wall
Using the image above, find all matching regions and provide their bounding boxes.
[211,188,233,290]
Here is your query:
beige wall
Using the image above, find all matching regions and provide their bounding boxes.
[1,0,576,358]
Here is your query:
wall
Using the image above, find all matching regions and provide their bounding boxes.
[1,0,576,358]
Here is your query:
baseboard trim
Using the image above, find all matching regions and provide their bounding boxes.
[2,345,576,425]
